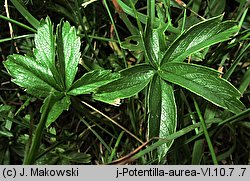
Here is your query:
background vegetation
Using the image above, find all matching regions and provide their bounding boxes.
[0,0,250,164]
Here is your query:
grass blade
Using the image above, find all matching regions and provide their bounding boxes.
[239,67,250,94]
[0,15,36,33]
[10,0,39,29]
[193,98,218,165]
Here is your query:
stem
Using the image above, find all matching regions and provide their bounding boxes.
[0,15,36,33]
[108,131,125,163]
[180,90,199,134]
[128,98,137,134]
[10,0,40,29]
[0,34,34,43]
[148,0,155,28]
[23,94,53,164]
[74,0,100,62]
[193,98,218,165]
[103,0,127,67]
[128,0,151,66]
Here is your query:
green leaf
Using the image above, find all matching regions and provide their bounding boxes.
[159,62,245,114]
[34,17,55,71]
[56,20,66,88]
[33,17,64,91]
[161,16,238,64]
[41,94,71,127]
[3,17,65,97]
[0,130,13,138]
[147,75,162,139]
[46,95,71,127]
[147,76,177,161]
[116,0,180,34]
[61,21,81,90]
[158,80,177,161]
[68,70,120,96]
[94,64,155,104]
[145,21,167,67]
[3,55,57,97]
[121,35,143,51]
[4,17,83,97]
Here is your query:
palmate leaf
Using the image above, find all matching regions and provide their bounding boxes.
[159,62,245,114]
[161,15,238,64]
[147,75,177,161]
[4,17,120,126]
[94,64,155,104]
[4,17,62,97]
